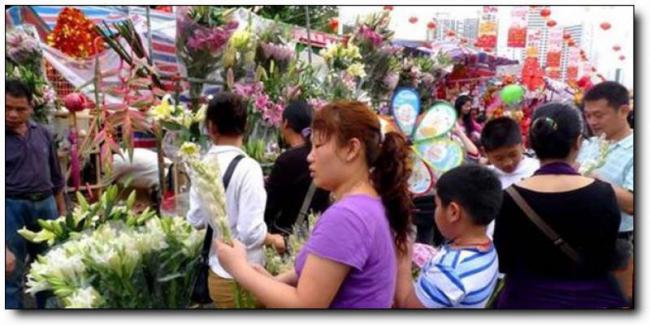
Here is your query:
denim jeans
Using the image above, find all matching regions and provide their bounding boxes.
[5,196,58,309]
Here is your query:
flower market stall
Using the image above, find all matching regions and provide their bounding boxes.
[6,5,579,309]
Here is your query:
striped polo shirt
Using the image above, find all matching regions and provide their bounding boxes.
[414,243,499,308]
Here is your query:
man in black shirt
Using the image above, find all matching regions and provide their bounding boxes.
[264,101,330,234]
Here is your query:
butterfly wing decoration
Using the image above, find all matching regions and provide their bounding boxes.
[412,102,465,180]
[391,88,421,139]
[390,90,465,196]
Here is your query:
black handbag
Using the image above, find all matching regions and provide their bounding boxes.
[191,154,245,304]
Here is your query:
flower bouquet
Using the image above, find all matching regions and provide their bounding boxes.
[6,28,57,123]
[150,95,208,162]
[176,6,239,110]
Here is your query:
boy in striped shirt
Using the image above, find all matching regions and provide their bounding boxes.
[395,165,503,308]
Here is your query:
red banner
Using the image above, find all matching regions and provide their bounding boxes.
[508,7,528,48]
[477,6,498,50]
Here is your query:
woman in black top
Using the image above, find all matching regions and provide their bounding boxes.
[493,102,626,309]
[264,101,330,235]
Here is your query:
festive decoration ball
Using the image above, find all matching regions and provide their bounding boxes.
[64,93,88,113]
[540,8,551,17]
[500,84,526,106]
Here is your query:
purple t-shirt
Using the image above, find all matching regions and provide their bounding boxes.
[295,195,397,308]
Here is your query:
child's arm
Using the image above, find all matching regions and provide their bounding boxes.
[394,242,425,308]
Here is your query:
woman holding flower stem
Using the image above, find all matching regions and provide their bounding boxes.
[216,101,413,308]
[185,92,284,308]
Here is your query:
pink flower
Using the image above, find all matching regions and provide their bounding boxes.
[255,94,269,110]
[261,42,295,62]
[359,25,383,47]
[309,98,328,110]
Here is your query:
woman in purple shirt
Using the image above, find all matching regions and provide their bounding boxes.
[216,101,413,308]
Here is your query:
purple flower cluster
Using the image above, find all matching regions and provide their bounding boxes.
[7,30,40,64]
[260,42,294,62]
[186,21,238,55]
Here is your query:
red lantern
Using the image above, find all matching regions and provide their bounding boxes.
[328,17,339,32]
[563,33,572,40]
[427,21,437,30]
[600,22,611,31]
[409,16,418,24]
[613,45,621,51]
[546,20,557,28]
[591,67,597,73]
[567,40,576,47]
[619,55,625,61]
[384,6,394,11]
[540,8,551,17]
[447,30,456,37]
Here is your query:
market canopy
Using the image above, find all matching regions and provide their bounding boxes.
[392,39,518,70]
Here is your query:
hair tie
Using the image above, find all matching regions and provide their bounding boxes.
[533,117,558,131]
[301,127,312,139]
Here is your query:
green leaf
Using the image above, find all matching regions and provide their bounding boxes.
[157,272,184,282]
[126,190,137,210]
[161,121,182,131]
[76,191,89,211]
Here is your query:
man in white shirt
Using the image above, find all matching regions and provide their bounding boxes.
[480,117,540,238]
[186,92,284,308]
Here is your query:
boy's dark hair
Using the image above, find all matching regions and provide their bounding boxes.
[529,102,582,160]
[436,164,503,226]
[480,117,523,152]
[282,100,313,139]
[205,92,247,136]
[583,81,630,109]
[6,79,33,103]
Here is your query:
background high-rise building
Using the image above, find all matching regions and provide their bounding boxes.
[561,24,584,81]
[461,18,479,41]
[523,7,549,65]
